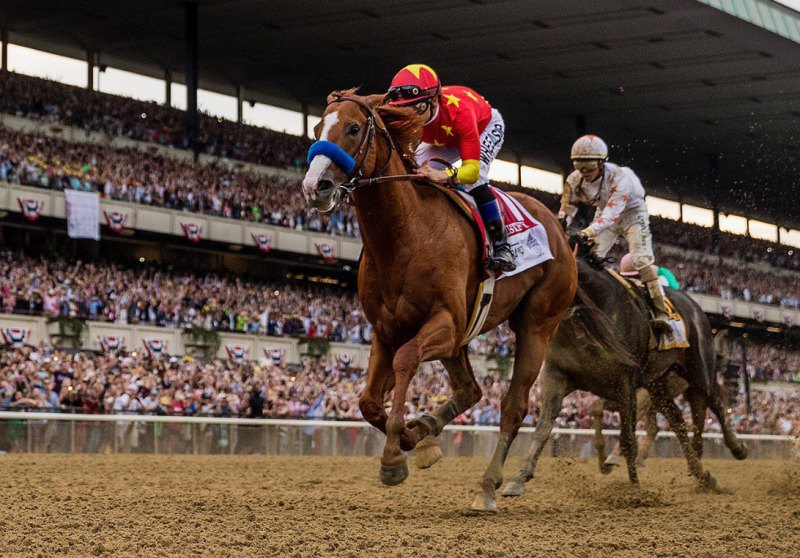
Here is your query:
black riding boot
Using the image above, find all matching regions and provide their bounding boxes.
[471,183,516,273]
[487,219,516,272]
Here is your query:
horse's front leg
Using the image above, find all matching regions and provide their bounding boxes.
[380,313,457,486]
[358,338,395,434]
[408,348,483,470]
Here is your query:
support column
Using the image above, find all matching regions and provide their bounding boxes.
[165,68,172,107]
[516,154,523,187]
[236,85,243,124]
[1,29,8,73]
[301,102,309,138]
[185,1,199,157]
[86,50,94,90]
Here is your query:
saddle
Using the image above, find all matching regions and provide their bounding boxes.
[605,268,689,351]
[416,181,554,345]
[428,183,496,346]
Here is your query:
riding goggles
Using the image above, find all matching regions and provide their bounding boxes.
[387,85,439,106]
[573,159,601,174]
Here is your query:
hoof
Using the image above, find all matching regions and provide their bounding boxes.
[501,479,526,498]
[415,437,443,470]
[699,471,717,491]
[380,462,409,487]
[470,491,498,513]
[604,454,623,467]
[599,463,615,475]
[732,443,748,461]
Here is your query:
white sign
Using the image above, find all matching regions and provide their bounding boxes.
[65,190,100,240]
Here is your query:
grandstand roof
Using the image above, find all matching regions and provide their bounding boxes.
[6,0,800,227]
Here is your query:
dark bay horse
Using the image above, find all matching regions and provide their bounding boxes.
[501,254,747,498]
[302,90,631,512]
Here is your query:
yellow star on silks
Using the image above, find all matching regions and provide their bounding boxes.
[443,93,461,107]
[405,64,436,79]
[465,90,479,102]
[433,140,446,147]
[441,125,453,136]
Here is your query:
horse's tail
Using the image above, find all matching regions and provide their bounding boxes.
[573,285,639,368]
[713,329,730,373]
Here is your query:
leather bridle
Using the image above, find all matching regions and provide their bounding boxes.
[324,95,454,195]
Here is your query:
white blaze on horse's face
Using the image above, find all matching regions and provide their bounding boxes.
[302,111,341,212]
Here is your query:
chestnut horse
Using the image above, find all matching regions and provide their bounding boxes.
[302,90,625,512]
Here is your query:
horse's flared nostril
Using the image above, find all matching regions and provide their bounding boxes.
[317,179,335,195]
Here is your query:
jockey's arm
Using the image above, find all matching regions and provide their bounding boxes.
[445,111,481,185]
[445,159,480,185]
[583,173,630,238]
[558,180,578,226]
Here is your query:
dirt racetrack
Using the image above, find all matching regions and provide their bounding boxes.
[1,454,798,557]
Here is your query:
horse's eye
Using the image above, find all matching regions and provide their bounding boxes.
[348,124,361,136]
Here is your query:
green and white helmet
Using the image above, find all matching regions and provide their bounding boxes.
[570,135,609,160]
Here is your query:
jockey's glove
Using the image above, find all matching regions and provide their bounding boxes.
[568,230,590,248]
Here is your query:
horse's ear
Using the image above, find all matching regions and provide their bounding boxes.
[364,94,387,109]
[327,87,360,105]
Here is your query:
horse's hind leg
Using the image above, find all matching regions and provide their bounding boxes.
[686,387,707,459]
[410,349,482,469]
[502,364,572,497]
[616,375,639,485]
[471,321,559,513]
[651,379,716,490]
[590,398,614,474]
[705,385,748,460]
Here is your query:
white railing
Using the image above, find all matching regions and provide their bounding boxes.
[0,412,794,460]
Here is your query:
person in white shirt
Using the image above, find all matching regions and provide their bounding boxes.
[559,134,670,331]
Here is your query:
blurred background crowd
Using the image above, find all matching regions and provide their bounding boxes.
[1,345,797,437]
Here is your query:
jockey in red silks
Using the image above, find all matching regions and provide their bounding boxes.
[386,64,515,272]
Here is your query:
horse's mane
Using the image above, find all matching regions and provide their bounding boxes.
[327,87,423,169]
[374,104,423,167]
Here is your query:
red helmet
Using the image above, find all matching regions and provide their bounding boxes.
[387,64,441,106]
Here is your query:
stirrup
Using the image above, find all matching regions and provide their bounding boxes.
[491,244,516,272]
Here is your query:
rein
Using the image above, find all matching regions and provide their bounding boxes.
[315,95,456,195]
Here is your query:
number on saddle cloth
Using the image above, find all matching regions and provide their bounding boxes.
[307,141,356,175]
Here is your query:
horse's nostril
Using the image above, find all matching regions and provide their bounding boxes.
[317,179,335,194]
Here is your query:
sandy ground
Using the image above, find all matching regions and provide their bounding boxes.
[0,454,798,557]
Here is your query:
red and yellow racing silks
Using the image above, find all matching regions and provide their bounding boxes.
[421,85,493,184]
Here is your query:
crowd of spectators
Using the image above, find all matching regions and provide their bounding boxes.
[3,248,800,378]
[0,72,311,169]
[1,345,797,438]
[0,250,515,356]
[742,342,800,384]
[657,250,800,309]
[0,250,371,343]
[0,126,360,238]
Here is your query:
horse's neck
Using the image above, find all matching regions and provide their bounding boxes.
[352,155,427,264]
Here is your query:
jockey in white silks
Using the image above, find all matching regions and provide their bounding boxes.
[560,135,671,332]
